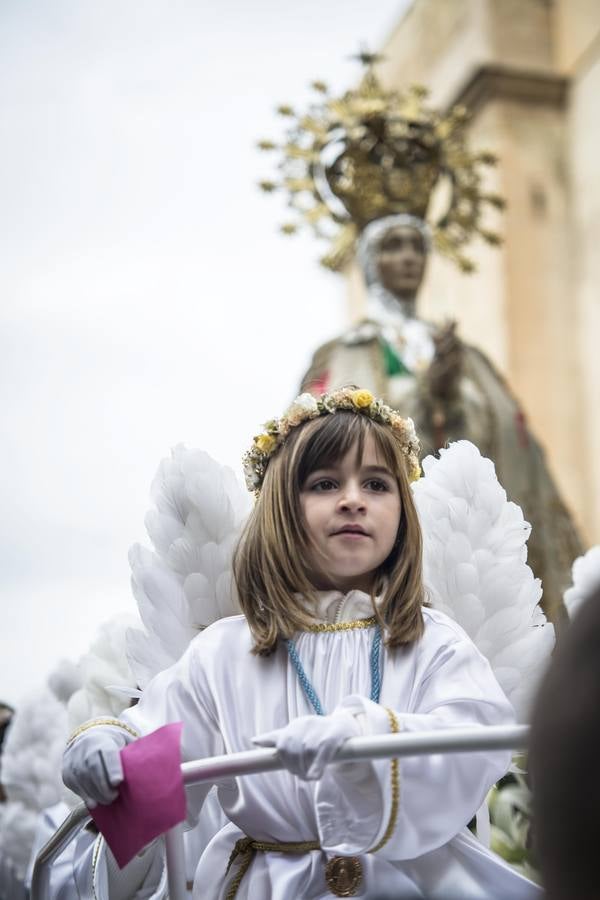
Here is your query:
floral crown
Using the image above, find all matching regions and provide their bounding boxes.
[243,387,421,494]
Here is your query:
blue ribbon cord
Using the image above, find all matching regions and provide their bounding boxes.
[285,624,382,716]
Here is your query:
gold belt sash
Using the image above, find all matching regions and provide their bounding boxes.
[225,836,363,898]
[223,707,400,897]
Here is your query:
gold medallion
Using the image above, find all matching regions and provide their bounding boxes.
[324,855,363,897]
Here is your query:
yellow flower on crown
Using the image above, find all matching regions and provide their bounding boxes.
[254,433,277,454]
[351,389,374,409]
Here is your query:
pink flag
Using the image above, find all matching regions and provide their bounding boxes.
[90,722,186,868]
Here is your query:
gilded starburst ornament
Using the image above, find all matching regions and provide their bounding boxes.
[257,57,504,272]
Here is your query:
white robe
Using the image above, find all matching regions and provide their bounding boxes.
[82,592,541,899]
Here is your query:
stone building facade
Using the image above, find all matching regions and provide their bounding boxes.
[346,0,600,543]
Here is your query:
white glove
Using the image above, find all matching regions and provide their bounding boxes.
[62,726,128,808]
[252,711,361,781]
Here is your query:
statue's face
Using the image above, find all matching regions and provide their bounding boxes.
[376,225,427,298]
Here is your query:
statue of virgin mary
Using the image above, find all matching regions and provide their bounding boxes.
[259,64,583,625]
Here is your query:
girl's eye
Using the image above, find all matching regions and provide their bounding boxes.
[365,479,389,492]
[311,478,337,492]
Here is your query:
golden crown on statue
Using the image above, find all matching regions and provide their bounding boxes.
[257,54,505,272]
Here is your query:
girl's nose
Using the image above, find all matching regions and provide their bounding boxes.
[338,483,365,512]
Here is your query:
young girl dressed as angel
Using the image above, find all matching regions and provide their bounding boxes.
[63,387,541,899]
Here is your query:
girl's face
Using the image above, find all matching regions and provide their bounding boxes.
[299,433,401,593]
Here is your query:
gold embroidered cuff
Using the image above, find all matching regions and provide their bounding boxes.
[369,707,400,854]
[66,717,140,748]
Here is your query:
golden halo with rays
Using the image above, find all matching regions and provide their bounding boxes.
[257,61,505,272]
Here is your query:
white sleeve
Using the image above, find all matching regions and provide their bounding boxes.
[314,637,514,859]
[119,638,225,827]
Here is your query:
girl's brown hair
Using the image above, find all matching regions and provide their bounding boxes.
[233,410,425,654]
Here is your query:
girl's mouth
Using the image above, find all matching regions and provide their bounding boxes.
[333,526,369,537]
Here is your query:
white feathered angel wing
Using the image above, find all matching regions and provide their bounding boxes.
[126,445,251,688]
[412,440,555,722]
[66,613,142,731]
[563,545,600,618]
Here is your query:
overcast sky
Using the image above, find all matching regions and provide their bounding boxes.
[0,1,412,705]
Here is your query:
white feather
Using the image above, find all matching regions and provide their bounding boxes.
[126,445,251,687]
[413,441,554,722]
[563,545,600,618]
[46,658,82,704]
[66,613,140,731]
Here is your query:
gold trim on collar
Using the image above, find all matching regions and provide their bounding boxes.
[304,616,378,633]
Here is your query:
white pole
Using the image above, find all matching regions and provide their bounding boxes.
[164,822,188,900]
[181,724,529,786]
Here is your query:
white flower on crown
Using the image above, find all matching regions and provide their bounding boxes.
[285,393,320,426]
[404,417,418,444]
[243,462,261,490]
